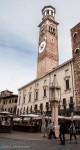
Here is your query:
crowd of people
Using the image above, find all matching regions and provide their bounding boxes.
[46,120,77,145]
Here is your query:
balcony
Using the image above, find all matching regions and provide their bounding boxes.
[50,96,60,103]
[49,83,61,89]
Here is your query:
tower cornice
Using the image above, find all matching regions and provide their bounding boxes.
[38,17,59,27]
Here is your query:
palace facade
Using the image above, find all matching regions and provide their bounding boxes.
[0,90,18,114]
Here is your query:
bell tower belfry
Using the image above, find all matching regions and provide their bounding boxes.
[37,5,59,78]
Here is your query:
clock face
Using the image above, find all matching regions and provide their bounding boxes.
[39,41,46,53]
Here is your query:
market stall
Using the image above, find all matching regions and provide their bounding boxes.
[0,111,13,133]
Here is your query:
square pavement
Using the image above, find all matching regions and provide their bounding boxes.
[0,131,80,150]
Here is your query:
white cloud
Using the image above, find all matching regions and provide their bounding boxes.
[0,68,36,94]
[0,0,80,93]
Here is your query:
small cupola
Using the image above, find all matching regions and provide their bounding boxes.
[42,5,56,20]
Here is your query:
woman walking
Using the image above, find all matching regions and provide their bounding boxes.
[69,121,77,143]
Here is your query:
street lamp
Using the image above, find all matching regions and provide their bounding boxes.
[49,74,61,137]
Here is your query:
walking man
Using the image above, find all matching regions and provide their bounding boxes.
[59,120,65,145]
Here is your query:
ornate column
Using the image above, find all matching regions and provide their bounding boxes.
[49,74,61,137]
[51,101,60,137]
[41,112,46,137]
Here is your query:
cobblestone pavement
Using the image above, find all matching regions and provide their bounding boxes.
[0,131,80,150]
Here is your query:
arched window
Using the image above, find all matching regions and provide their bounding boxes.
[49,26,55,34]
[75,48,79,54]
[46,9,49,15]
[73,32,78,38]
[51,10,53,16]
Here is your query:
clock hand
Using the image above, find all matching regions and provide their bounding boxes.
[41,46,43,49]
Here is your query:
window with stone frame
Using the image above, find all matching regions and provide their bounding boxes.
[34,104,37,112]
[30,105,32,113]
[44,88,46,97]
[35,90,38,101]
[9,99,11,103]
[15,99,17,103]
[69,98,74,110]
[64,75,70,90]
[12,99,14,103]
[69,97,74,112]
[40,103,43,114]
[43,85,48,97]
[23,96,25,104]
[63,98,66,109]
[17,108,19,115]
[66,79,69,90]
[20,108,22,115]
[26,107,28,114]
[46,102,49,112]
[3,100,5,105]
[10,107,12,113]
[8,108,10,112]
[29,93,31,102]
[23,107,25,114]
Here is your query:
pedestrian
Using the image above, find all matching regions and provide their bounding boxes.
[48,121,57,139]
[59,120,65,145]
[69,121,77,143]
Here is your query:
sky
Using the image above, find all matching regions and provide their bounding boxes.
[0,0,80,94]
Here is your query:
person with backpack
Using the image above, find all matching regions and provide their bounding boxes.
[69,121,77,143]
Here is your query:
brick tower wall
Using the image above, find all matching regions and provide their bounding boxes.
[70,22,80,111]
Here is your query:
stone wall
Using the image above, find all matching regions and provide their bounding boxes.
[70,22,80,111]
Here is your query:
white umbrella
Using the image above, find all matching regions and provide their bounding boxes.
[58,115,65,119]
[73,115,80,120]
[64,116,71,120]
[13,118,21,121]
[64,115,80,120]
[20,114,41,118]
[0,111,10,114]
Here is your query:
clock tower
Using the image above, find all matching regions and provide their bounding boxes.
[37,5,59,78]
